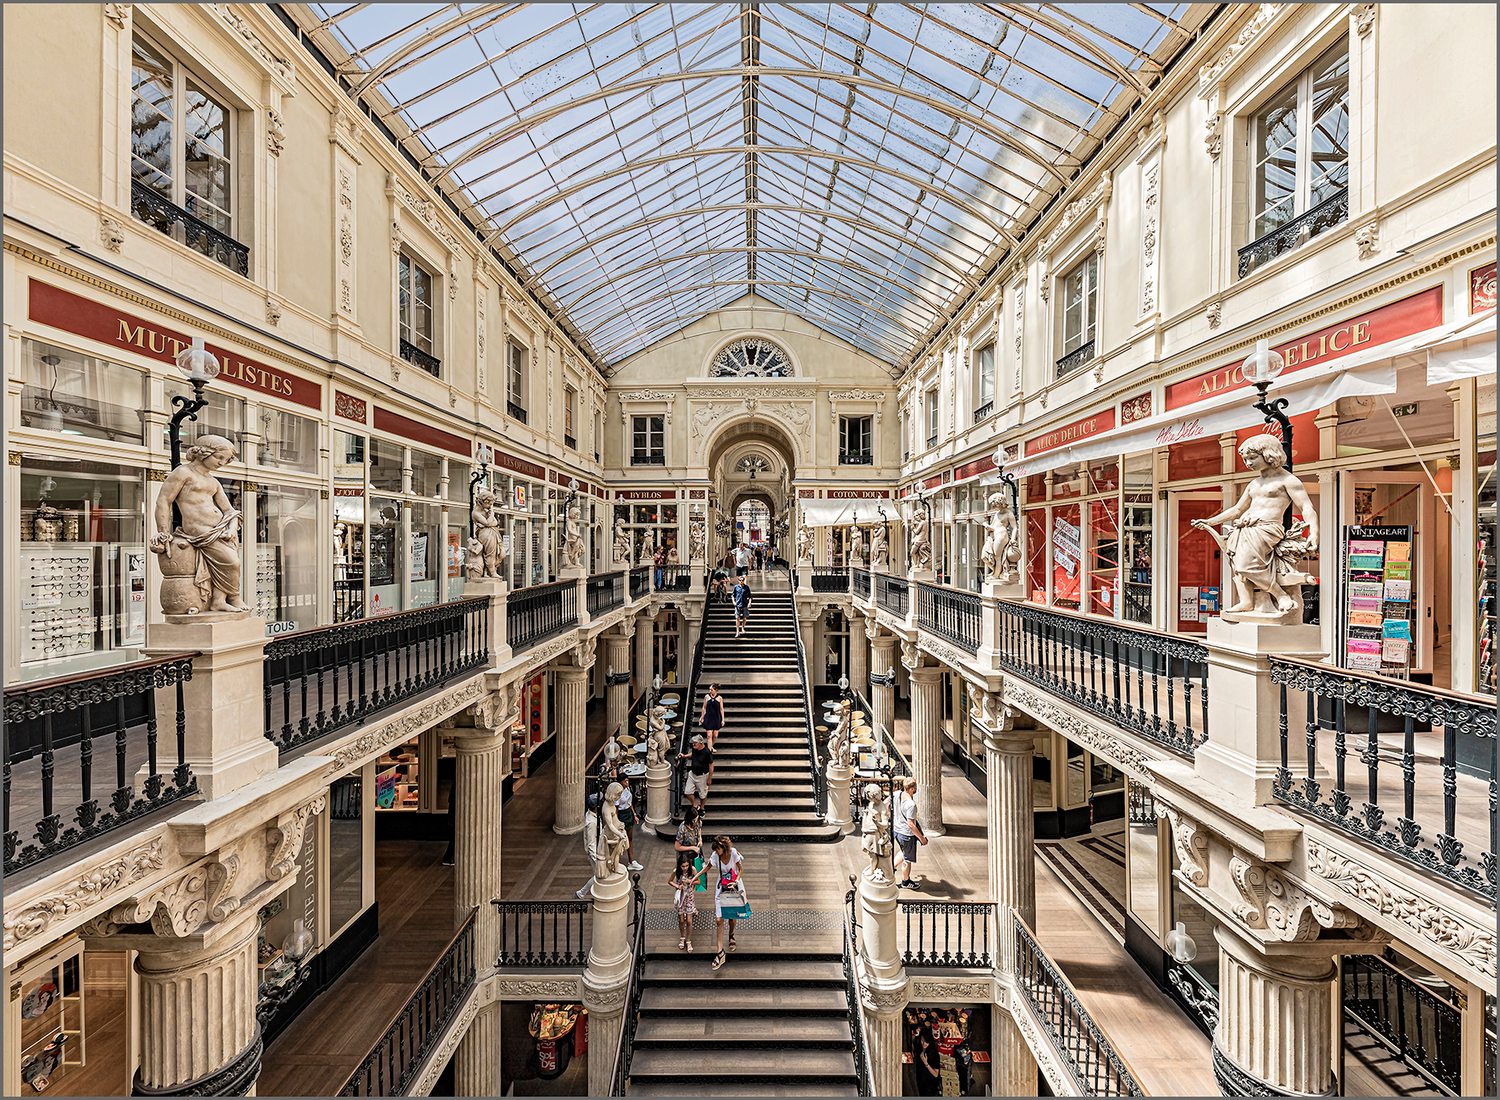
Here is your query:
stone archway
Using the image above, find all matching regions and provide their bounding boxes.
[703,418,799,563]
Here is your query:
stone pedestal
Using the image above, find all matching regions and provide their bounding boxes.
[143,616,277,800]
[645,760,672,827]
[605,632,632,736]
[1196,619,1324,806]
[825,762,853,831]
[908,665,946,837]
[583,869,634,1096]
[464,576,511,665]
[552,666,591,835]
[1212,923,1339,1096]
[796,562,813,595]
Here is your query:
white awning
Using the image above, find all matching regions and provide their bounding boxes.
[800,498,896,527]
[1419,309,1495,385]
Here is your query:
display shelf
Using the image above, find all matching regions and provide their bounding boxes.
[1477,512,1495,695]
[16,937,85,1095]
[374,740,421,812]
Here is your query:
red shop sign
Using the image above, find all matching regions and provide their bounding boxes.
[1470,260,1497,314]
[1024,408,1117,457]
[616,489,674,500]
[952,454,996,481]
[372,405,470,456]
[826,489,889,499]
[486,448,546,480]
[1165,286,1444,410]
[29,279,322,410]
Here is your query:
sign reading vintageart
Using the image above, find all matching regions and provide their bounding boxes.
[28,279,322,409]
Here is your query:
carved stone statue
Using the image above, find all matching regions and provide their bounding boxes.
[796,524,814,564]
[859,783,891,880]
[611,516,631,565]
[561,502,586,570]
[908,508,933,573]
[467,490,503,580]
[827,704,852,769]
[688,514,706,563]
[598,782,629,877]
[869,523,890,570]
[1191,433,1318,625]
[646,722,671,768]
[849,525,865,565]
[151,434,251,615]
[978,490,1020,584]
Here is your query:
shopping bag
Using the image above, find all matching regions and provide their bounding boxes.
[717,882,751,921]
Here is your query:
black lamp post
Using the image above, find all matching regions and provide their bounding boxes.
[993,446,1020,520]
[1243,340,1294,468]
[469,443,492,533]
[167,339,220,529]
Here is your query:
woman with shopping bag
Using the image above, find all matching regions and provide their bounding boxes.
[706,834,749,971]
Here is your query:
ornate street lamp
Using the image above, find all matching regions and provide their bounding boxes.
[470,442,493,516]
[1242,339,1294,467]
[168,338,220,470]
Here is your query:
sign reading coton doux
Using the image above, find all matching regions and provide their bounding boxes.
[28,280,322,410]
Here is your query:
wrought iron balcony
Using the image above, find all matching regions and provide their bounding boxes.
[1056,339,1096,377]
[838,450,873,465]
[130,180,249,277]
[973,400,994,424]
[564,434,577,450]
[631,453,665,466]
[506,400,528,424]
[399,338,441,377]
[1238,188,1349,278]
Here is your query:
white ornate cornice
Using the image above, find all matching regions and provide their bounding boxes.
[1000,679,1154,776]
[1156,800,1209,886]
[827,390,887,403]
[4,836,165,955]
[329,674,488,773]
[615,389,677,402]
[204,5,297,93]
[1198,4,1287,97]
[391,178,463,254]
[1040,172,1112,256]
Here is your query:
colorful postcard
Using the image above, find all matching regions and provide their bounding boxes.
[1385,541,1411,562]
[1384,579,1411,601]
[1381,619,1412,640]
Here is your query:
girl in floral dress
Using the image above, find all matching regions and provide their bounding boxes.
[668,851,701,951]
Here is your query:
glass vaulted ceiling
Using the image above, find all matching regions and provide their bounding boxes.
[297,3,1201,369]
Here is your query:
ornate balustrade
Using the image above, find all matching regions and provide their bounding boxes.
[915,582,980,654]
[842,900,876,1098]
[130,180,249,276]
[398,338,441,377]
[812,566,851,593]
[1014,916,1142,1096]
[1056,339,1096,377]
[1343,950,1463,1095]
[1270,657,1496,900]
[495,899,591,968]
[875,572,909,617]
[339,907,477,1096]
[994,601,1208,758]
[1238,188,1349,277]
[628,566,651,601]
[508,580,579,654]
[4,653,199,875]
[853,567,872,599]
[659,563,692,592]
[898,900,993,968]
[265,597,489,753]
[587,571,625,616]
[972,400,994,424]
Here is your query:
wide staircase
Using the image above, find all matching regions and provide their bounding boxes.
[657,587,839,843]
[627,952,859,1096]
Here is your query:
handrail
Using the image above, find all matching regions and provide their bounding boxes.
[338,906,478,1096]
[1270,653,1497,710]
[842,887,877,1097]
[3,650,200,698]
[269,594,490,649]
[1013,915,1143,1096]
[494,899,590,968]
[780,562,826,817]
[897,899,994,969]
[669,584,714,823]
[607,874,648,1096]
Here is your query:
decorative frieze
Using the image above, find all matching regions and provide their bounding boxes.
[1198,4,1287,96]
[204,5,297,91]
[1000,680,1153,776]
[4,836,166,954]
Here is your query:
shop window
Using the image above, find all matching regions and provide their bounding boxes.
[17,456,148,674]
[1057,254,1098,376]
[368,496,403,615]
[924,388,939,447]
[19,341,147,445]
[368,437,404,493]
[506,340,528,422]
[328,772,365,933]
[564,385,577,448]
[592,409,602,462]
[129,33,246,274]
[1087,496,1120,617]
[1241,44,1349,277]
[839,415,873,464]
[1025,506,1048,604]
[1167,436,1223,481]
[631,415,665,465]
[257,407,319,473]
[397,251,440,375]
[1121,455,1154,625]
[255,483,321,628]
[408,501,443,608]
[1051,502,1083,611]
[1477,447,1496,696]
[1125,781,1162,936]
[334,430,366,622]
[974,341,996,418]
[408,446,444,500]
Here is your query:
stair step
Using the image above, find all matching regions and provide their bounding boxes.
[638,985,848,1012]
[627,1078,859,1097]
[633,1015,852,1045]
[629,1048,858,1079]
[642,957,845,985]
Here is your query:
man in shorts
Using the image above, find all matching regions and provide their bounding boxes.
[680,733,714,811]
[734,541,751,578]
[893,777,929,889]
[732,578,752,638]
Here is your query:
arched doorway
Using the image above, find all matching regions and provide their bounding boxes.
[703,418,799,567]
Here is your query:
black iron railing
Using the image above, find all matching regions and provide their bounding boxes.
[265,597,490,753]
[839,451,874,465]
[916,582,980,654]
[508,580,578,654]
[973,400,994,424]
[564,434,577,450]
[506,400,528,423]
[4,654,199,875]
[629,566,651,601]
[784,566,826,817]
[659,564,692,592]
[1238,188,1349,277]
[875,572,909,617]
[495,899,591,968]
[1270,658,1496,900]
[813,566,851,593]
[339,906,477,1096]
[131,180,249,276]
[1343,950,1462,1095]
[607,875,647,1096]
[1014,916,1142,1096]
[898,900,993,968]
[398,339,441,377]
[995,602,1208,758]
[845,688,910,826]
[1056,339,1096,377]
[853,567,872,599]
[587,571,625,616]
[842,895,876,1097]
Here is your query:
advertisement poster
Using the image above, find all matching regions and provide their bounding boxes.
[1051,514,1081,604]
[1178,586,1200,623]
[409,531,429,581]
[375,768,398,809]
[1343,524,1414,677]
[513,484,528,510]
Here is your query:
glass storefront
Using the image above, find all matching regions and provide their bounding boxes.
[18,340,146,445]
[255,484,322,627]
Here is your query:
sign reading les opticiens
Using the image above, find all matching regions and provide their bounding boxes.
[1165,286,1444,410]
[29,280,322,410]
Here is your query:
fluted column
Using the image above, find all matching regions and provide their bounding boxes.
[985,715,1039,1096]
[605,631,631,736]
[634,613,654,693]
[864,996,906,1098]
[908,665,946,837]
[848,610,868,693]
[870,634,896,734]
[1213,924,1338,1096]
[452,719,506,1096]
[858,868,908,1096]
[553,665,591,834]
[583,869,635,1095]
[132,905,263,1095]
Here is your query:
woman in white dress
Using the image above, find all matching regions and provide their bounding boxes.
[706,834,748,970]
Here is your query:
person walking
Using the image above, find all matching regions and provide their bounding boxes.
[674,805,704,857]
[893,777,929,889]
[732,577,752,637]
[575,792,602,899]
[668,851,701,952]
[680,733,714,810]
[734,541,751,578]
[616,781,644,872]
[706,835,749,971]
[700,684,725,750]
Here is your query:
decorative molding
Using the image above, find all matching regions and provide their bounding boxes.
[1198,4,1287,96]
[103,3,130,29]
[496,975,584,999]
[1139,158,1162,317]
[1305,838,1496,978]
[827,389,887,403]
[582,981,630,1012]
[908,976,996,1002]
[1354,3,1377,37]
[999,680,1153,777]
[266,108,285,157]
[1207,300,1223,328]
[615,389,676,402]
[1227,854,1364,942]
[204,5,296,91]
[1204,112,1224,159]
[265,794,327,882]
[203,854,242,924]
[1355,220,1379,259]
[1008,998,1075,1096]
[857,977,908,1013]
[392,179,463,254]
[328,676,488,773]
[1041,173,1112,255]
[100,214,125,252]
[264,296,282,327]
[688,384,812,400]
[4,837,165,953]
[409,993,480,1096]
[1156,802,1209,887]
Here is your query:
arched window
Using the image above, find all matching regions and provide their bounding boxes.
[710,338,793,378]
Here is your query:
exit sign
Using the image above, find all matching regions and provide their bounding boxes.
[1391,402,1420,417]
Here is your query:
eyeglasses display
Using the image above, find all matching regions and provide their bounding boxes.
[20,547,96,663]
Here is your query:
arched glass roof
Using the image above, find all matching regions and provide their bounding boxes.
[291,3,1205,369]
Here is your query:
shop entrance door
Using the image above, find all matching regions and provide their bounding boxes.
[1169,493,1225,634]
[1340,472,1438,679]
